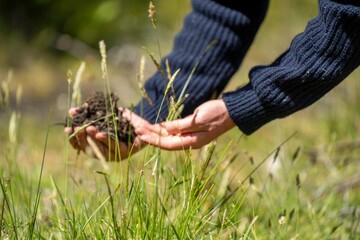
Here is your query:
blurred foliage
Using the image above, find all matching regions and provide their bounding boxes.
[0,0,188,50]
[0,0,189,117]
[2,0,359,130]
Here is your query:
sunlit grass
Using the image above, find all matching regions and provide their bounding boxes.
[1,66,360,239]
[1,0,360,238]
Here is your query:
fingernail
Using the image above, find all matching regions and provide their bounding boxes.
[96,132,107,139]
[86,126,97,135]
[69,108,78,116]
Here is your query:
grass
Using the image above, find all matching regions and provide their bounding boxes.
[1,67,360,239]
[1,0,360,238]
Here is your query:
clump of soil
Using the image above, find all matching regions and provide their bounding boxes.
[67,92,136,143]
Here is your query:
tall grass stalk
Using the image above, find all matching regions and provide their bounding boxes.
[51,176,77,238]
[99,40,124,163]
[148,1,162,62]
[72,62,86,107]
[137,56,153,106]
[64,69,73,204]
[0,70,13,109]
[28,107,53,239]
[98,171,121,239]
[76,182,121,239]
[0,178,18,239]
[154,69,180,123]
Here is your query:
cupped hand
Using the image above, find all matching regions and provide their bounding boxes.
[64,108,157,161]
[138,99,236,150]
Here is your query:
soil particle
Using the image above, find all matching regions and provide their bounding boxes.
[67,92,136,143]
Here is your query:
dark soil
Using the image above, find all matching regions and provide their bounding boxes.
[67,92,136,143]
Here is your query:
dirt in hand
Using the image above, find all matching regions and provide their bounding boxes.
[67,92,136,143]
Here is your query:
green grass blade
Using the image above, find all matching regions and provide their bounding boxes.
[28,107,53,239]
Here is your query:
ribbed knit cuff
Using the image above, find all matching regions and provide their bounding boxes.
[224,0,360,135]
[222,83,274,135]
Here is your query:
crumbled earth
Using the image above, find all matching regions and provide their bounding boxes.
[67,92,136,143]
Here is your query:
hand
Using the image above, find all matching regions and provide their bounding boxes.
[138,99,236,150]
[64,108,152,160]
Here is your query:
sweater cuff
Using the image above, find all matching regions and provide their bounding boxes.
[222,83,275,135]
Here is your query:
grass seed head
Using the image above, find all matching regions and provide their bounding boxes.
[296,174,301,189]
[289,208,295,221]
[292,146,301,162]
[273,147,280,163]
[143,46,164,77]
[137,56,153,105]
[148,1,157,29]
[99,40,108,79]
[249,156,254,165]
[67,70,72,85]
[72,62,86,106]
[9,112,19,145]
[16,85,23,106]
[278,209,287,225]
[278,215,286,225]
[165,59,172,81]
[1,74,11,108]
[249,177,254,185]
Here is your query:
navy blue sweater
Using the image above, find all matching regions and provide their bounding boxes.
[134,0,360,135]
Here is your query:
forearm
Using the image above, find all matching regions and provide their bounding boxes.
[134,0,269,123]
[223,0,360,135]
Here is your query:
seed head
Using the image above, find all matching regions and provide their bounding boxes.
[99,40,108,79]
[148,1,157,29]
[278,209,287,225]
[67,70,72,85]
[278,215,286,225]
[296,174,301,189]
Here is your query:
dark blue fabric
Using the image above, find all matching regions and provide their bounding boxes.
[134,0,360,134]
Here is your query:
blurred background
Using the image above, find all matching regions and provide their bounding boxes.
[0,0,190,121]
[1,2,360,237]
[0,0,359,146]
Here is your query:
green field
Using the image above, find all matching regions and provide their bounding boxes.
[1,0,360,239]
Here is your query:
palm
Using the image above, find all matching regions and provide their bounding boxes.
[138,99,236,150]
[65,108,147,160]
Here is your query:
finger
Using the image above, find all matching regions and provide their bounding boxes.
[65,127,81,150]
[74,127,87,152]
[86,125,98,136]
[120,108,148,129]
[95,132,118,149]
[135,122,169,136]
[161,114,199,135]
[140,131,209,150]
[98,133,137,160]
[95,132,128,159]
[68,107,79,117]
[86,134,121,161]
[86,135,108,161]
[64,127,73,135]
[96,131,141,151]
[121,108,169,136]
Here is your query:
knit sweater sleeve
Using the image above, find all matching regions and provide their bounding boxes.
[133,0,269,123]
[223,0,360,135]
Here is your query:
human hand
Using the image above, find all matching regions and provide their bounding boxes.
[138,99,236,150]
[64,108,151,161]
